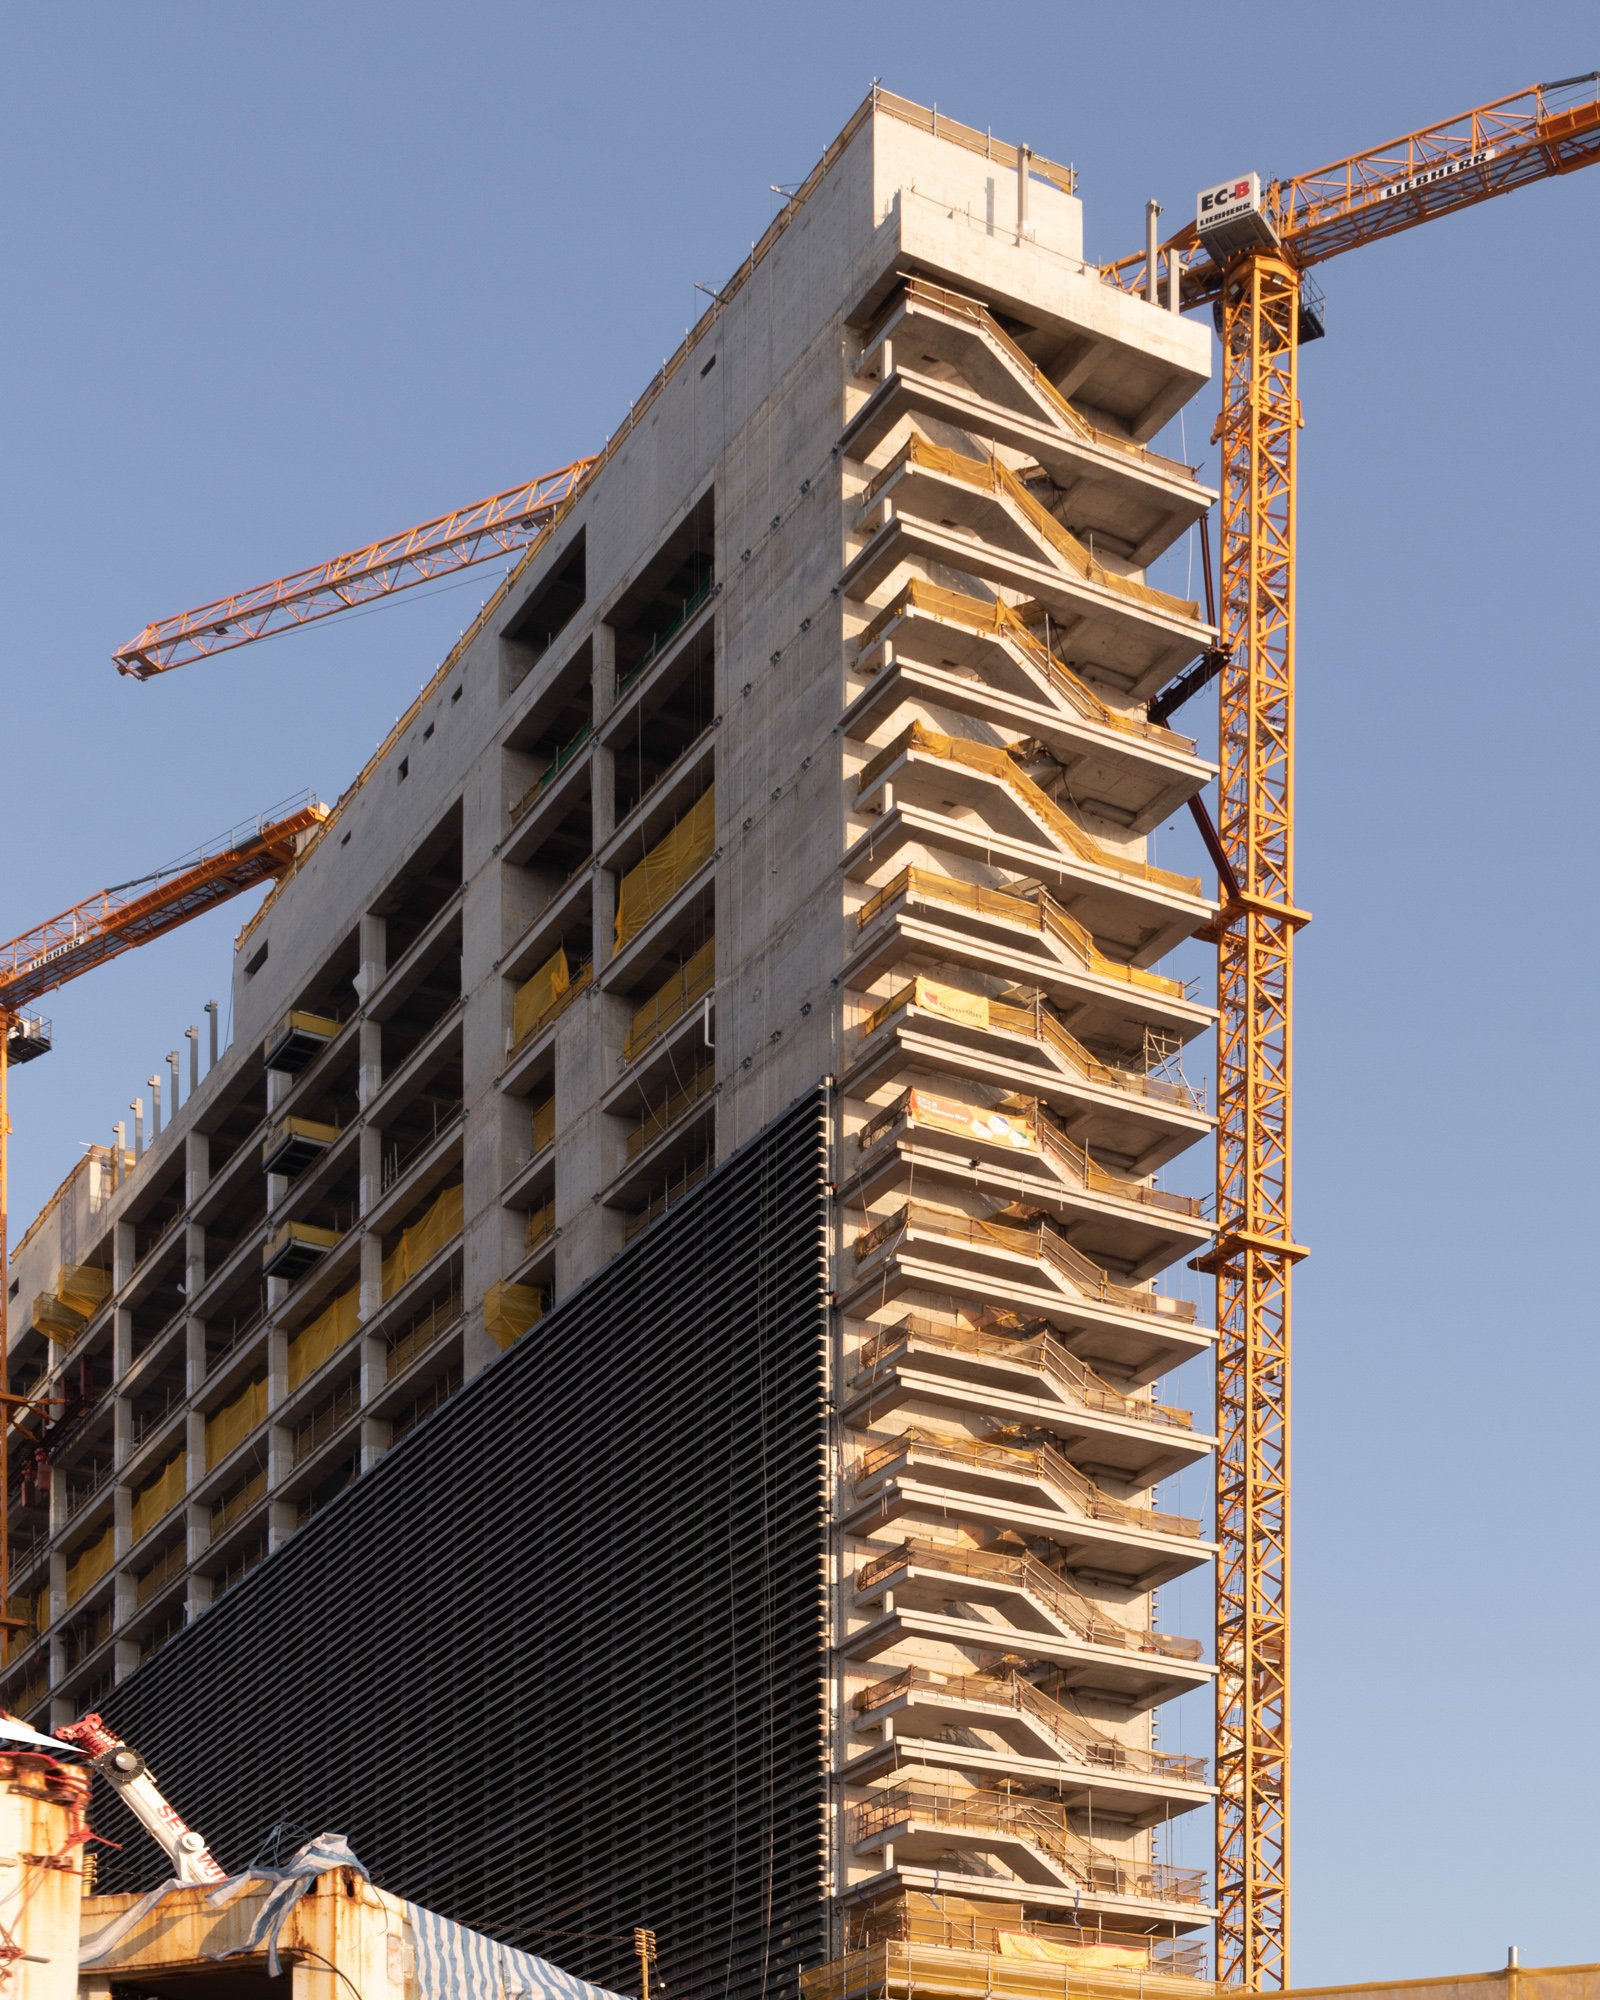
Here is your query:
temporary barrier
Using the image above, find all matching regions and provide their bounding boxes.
[57,1265,112,1320]
[129,1452,186,1544]
[484,1280,544,1350]
[624,938,715,1062]
[857,577,1195,751]
[205,1376,268,1470]
[64,1524,116,1605]
[531,1094,557,1154]
[513,948,570,1049]
[858,722,1201,895]
[381,1184,464,1300]
[863,435,1199,622]
[287,1286,361,1391]
[614,788,716,947]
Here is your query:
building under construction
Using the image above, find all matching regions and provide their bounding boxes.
[4,86,1227,2000]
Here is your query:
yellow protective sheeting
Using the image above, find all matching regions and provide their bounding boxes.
[205,1376,267,1470]
[484,1280,544,1351]
[287,1286,361,1390]
[531,1094,556,1154]
[130,1452,186,1544]
[381,1183,464,1300]
[914,976,990,1031]
[904,1087,1033,1151]
[65,1525,115,1605]
[614,786,715,947]
[31,1294,85,1345]
[57,1265,111,1319]
[512,948,570,1049]
[996,1934,1148,1970]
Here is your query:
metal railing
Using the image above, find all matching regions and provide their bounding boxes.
[861,436,1199,624]
[855,1535,1202,1662]
[855,867,1186,1000]
[852,1425,1202,1539]
[856,1312,1193,1433]
[858,723,1200,896]
[847,1783,1207,1905]
[867,274,1195,480]
[854,1663,1208,1782]
[623,938,716,1064]
[385,1291,463,1381]
[615,572,718,694]
[291,1379,360,1466]
[857,1087,1204,1219]
[852,1200,1198,1326]
[210,1467,267,1538]
[508,722,593,823]
[624,1064,716,1163]
[623,1153,712,1242]
[842,1898,1211,1977]
[859,976,1203,1111]
[858,578,1195,751]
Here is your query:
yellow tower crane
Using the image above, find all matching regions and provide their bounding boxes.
[1101,69,1600,1991]
[70,65,1600,1997]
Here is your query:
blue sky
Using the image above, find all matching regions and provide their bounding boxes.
[4,2,1597,1982]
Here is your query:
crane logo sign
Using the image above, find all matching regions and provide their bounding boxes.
[1372,146,1497,203]
[1197,173,1261,231]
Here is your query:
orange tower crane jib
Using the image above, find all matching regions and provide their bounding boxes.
[0,798,327,1656]
[112,459,595,678]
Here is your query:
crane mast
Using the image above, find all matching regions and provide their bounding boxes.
[1100,68,1600,1988]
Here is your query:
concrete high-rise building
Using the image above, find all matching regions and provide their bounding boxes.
[2,89,1220,2000]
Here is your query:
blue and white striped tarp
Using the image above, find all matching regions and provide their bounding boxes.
[406,1900,628,2000]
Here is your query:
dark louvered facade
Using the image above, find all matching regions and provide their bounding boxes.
[90,1091,832,2000]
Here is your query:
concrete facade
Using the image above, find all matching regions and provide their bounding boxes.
[3,90,1221,1982]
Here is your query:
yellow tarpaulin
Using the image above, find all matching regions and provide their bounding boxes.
[65,1525,115,1605]
[531,1094,556,1154]
[57,1265,111,1319]
[997,1934,1148,1970]
[484,1279,544,1351]
[130,1452,186,1544]
[512,947,570,1049]
[381,1183,464,1300]
[914,976,990,1030]
[287,1285,361,1390]
[31,1294,85,1344]
[615,786,715,947]
[205,1375,267,1470]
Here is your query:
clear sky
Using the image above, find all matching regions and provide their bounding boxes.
[4,2,1597,1983]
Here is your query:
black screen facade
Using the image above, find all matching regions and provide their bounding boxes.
[92,1091,832,2000]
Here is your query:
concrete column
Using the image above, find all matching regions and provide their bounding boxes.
[184,1315,207,1398]
[358,1413,390,1475]
[265,1322,289,1416]
[265,1415,293,1551]
[205,999,219,1071]
[359,1123,384,1226]
[591,743,617,849]
[358,1020,383,1118]
[356,912,387,1008]
[592,620,618,718]
[185,1130,210,1207]
[359,1223,384,1323]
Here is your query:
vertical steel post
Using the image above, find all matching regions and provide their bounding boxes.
[1207,248,1311,1989]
